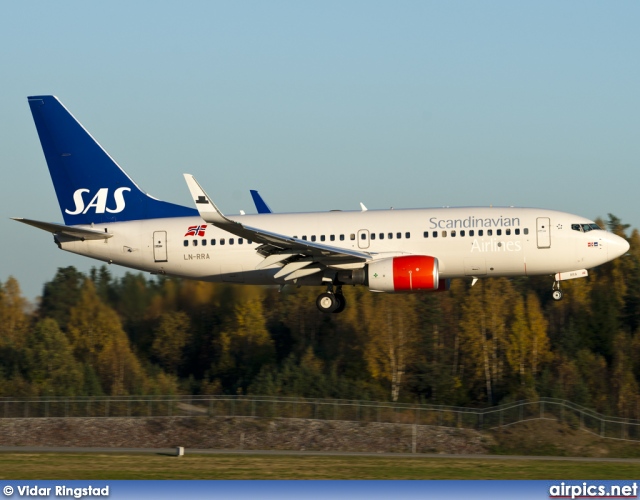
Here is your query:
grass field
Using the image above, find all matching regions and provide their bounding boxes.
[1,452,639,479]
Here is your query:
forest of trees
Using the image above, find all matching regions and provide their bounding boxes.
[1,215,640,419]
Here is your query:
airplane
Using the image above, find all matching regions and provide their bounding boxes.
[14,95,630,313]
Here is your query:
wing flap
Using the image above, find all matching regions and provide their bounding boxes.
[274,260,313,279]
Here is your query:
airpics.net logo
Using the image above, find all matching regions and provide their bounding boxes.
[549,482,638,499]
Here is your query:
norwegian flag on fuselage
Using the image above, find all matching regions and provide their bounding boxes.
[185,225,207,237]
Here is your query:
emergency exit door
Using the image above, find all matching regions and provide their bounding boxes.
[153,231,168,262]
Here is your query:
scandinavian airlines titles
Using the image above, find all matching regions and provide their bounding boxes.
[429,216,521,229]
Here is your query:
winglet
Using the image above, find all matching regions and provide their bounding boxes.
[183,174,230,224]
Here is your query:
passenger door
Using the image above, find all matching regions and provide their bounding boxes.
[536,218,551,249]
[153,231,168,262]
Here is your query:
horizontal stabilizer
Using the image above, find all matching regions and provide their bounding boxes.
[12,218,113,240]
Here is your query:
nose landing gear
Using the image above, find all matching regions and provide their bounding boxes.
[552,281,563,301]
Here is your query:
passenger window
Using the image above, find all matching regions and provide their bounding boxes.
[302,236,307,240]
[388,233,393,239]
[524,228,529,235]
[183,240,188,247]
[460,230,465,237]
[320,235,325,242]
[330,235,335,241]
[230,238,234,245]
[442,231,447,237]
[488,229,493,236]
[248,240,252,244]
[405,232,410,239]
[340,234,345,241]
[423,231,429,238]
[371,233,376,240]
[515,229,520,235]
[311,235,316,242]
[506,229,511,236]
[220,238,225,245]
[350,234,356,241]
[202,239,207,246]
[361,233,367,240]
[497,229,501,236]
[380,233,384,240]
[432,231,438,238]
[193,240,198,246]
[451,230,456,237]
[211,239,216,245]
[478,230,483,237]
[239,238,244,244]
[469,230,474,237]
[396,232,401,239]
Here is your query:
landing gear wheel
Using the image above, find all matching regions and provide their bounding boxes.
[316,292,338,313]
[552,289,564,301]
[333,293,346,314]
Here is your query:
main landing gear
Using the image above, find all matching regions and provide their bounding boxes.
[552,281,564,301]
[316,285,346,313]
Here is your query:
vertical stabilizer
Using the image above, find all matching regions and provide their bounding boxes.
[28,95,196,225]
[250,189,273,214]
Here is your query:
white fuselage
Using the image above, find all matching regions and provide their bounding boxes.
[56,206,625,286]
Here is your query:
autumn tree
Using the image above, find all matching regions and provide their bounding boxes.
[0,276,30,348]
[39,267,84,330]
[364,294,420,402]
[214,290,275,393]
[23,318,85,396]
[66,280,148,395]
[506,291,550,396]
[458,279,515,404]
[151,311,192,374]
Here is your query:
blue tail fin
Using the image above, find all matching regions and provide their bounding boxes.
[250,189,273,214]
[28,95,197,225]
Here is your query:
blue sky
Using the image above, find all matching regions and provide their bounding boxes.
[2,1,639,301]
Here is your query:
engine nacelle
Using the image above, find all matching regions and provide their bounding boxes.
[367,255,440,292]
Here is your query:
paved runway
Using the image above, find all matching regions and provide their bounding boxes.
[1,446,639,463]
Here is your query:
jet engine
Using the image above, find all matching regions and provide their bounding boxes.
[367,255,441,293]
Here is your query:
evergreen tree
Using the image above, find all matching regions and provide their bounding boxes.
[39,267,84,330]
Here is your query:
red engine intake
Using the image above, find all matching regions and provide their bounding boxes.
[367,255,440,292]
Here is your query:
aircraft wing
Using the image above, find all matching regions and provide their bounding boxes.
[12,218,113,240]
[184,175,371,267]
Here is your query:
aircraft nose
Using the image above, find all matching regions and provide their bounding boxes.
[608,234,630,260]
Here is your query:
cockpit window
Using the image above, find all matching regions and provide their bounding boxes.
[572,223,603,232]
